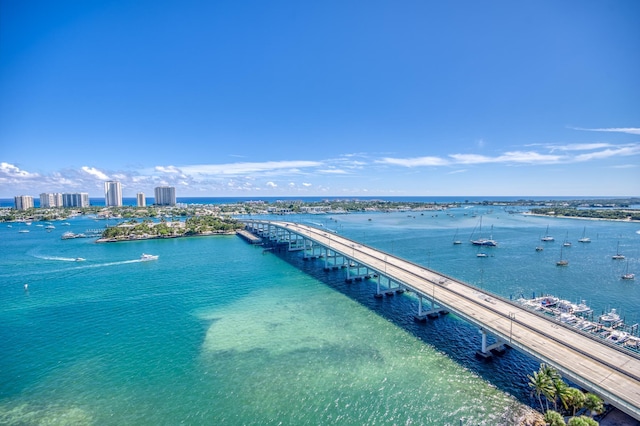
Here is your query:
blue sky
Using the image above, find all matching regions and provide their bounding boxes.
[1,0,639,198]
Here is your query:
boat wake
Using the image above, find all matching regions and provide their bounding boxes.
[34,255,81,262]
[3,258,153,280]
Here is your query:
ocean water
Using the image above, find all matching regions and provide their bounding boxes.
[1,208,639,425]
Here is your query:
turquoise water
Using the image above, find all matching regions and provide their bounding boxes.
[1,210,639,425]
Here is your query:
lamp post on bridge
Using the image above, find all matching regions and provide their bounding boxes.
[509,312,516,343]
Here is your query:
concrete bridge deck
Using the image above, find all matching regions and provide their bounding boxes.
[243,220,640,420]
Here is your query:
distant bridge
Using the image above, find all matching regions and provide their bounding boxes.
[242,220,640,420]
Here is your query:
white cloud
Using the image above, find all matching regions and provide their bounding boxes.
[0,162,39,179]
[549,143,612,151]
[572,127,640,135]
[302,182,312,187]
[574,145,640,162]
[155,165,183,174]
[377,156,449,167]
[179,160,322,176]
[266,181,277,188]
[318,168,349,174]
[447,169,468,175]
[81,166,110,180]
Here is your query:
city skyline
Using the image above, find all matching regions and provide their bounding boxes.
[1,1,639,198]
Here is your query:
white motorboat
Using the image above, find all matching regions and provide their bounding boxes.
[140,253,159,261]
[599,309,623,327]
[75,258,86,262]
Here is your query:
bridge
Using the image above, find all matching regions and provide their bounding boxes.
[242,220,640,420]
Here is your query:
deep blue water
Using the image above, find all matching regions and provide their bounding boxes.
[1,208,639,424]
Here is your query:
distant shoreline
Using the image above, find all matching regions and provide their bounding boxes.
[95,230,237,243]
[523,212,640,223]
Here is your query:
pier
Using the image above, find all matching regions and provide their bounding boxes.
[242,220,640,421]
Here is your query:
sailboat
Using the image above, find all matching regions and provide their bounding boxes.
[562,231,571,247]
[452,228,462,245]
[556,246,568,266]
[578,226,591,243]
[470,216,497,246]
[621,260,635,280]
[541,225,554,242]
[612,241,625,260]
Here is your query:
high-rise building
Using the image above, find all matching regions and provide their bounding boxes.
[62,193,90,208]
[40,193,63,208]
[136,192,146,207]
[154,186,176,206]
[104,181,122,207]
[14,195,34,210]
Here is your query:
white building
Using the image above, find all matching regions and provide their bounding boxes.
[62,193,90,208]
[154,186,176,206]
[136,192,146,207]
[40,193,63,208]
[104,181,122,207]
[14,195,34,211]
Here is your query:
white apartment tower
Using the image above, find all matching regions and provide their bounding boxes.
[62,193,90,208]
[136,192,146,207]
[14,195,34,211]
[40,193,63,208]
[154,186,176,206]
[104,181,123,207]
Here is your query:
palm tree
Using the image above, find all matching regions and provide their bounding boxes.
[565,387,586,416]
[567,415,598,426]
[541,364,563,410]
[528,368,555,411]
[583,393,604,418]
[544,410,566,426]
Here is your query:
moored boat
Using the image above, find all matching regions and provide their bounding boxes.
[612,241,625,260]
[541,225,554,242]
[621,260,635,280]
[578,226,591,243]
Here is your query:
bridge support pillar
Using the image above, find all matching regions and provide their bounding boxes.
[374,274,383,298]
[476,329,493,361]
[475,329,506,361]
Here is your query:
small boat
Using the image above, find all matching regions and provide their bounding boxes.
[599,309,623,327]
[621,260,635,280]
[477,252,488,258]
[470,217,497,246]
[562,231,571,247]
[541,225,554,242]
[452,228,462,245]
[19,229,29,233]
[45,225,55,229]
[612,241,625,260]
[75,257,86,262]
[578,226,591,243]
[140,253,159,261]
[556,246,568,266]
[535,246,544,252]
[607,330,629,344]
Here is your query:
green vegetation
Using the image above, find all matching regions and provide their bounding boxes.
[530,207,640,221]
[100,216,244,241]
[528,363,605,425]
